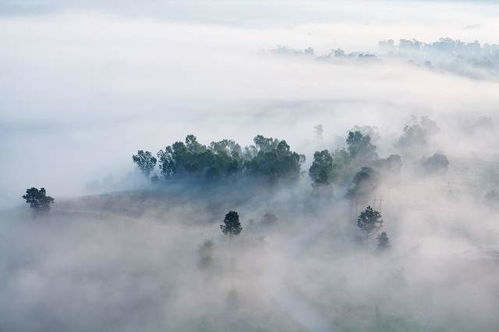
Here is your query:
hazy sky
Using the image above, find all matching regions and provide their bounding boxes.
[1,0,499,207]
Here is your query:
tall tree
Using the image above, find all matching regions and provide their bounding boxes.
[309,150,334,185]
[220,211,243,239]
[346,131,376,160]
[357,206,383,242]
[132,150,157,177]
[22,187,54,213]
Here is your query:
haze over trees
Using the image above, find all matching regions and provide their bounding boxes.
[138,134,304,184]
[421,153,450,175]
[309,150,334,185]
[132,150,157,178]
[22,187,54,213]
[376,232,391,251]
[357,206,383,242]
[220,211,243,238]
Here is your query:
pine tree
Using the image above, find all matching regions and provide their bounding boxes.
[220,211,242,239]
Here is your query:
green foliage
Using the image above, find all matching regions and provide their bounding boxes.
[220,211,243,237]
[396,116,439,150]
[309,130,378,186]
[421,153,449,175]
[244,136,305,182]
[152,134,304,183]
[22,187,54,212]
[132,150,157,177]
[357,206,383,238]
[157,135,243,180]
[347,166,379,199]
[346,130,378,162]
[309,150,334,185]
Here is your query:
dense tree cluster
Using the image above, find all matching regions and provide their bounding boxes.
[244,135,304,182]
[134,134,304,183]
[156,135,243,180]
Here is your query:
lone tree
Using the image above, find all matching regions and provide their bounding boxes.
[220,211,242,239]
[376,232,391,251]
[132,150,157,177]
[357,206,383,241]
[22,187,54,213]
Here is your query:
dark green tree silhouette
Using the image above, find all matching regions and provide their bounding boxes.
[357,206,383,240]
[309,150,334,185]
[244,135,304,182]
[132,150,157,177]
[157,135,242,180]
[220,211,243,238]
[376,232,391,251]
[22,187,54,212]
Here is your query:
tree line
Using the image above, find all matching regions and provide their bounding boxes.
[133,134,305,183]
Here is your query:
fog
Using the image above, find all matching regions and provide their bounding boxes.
[1,1,499,331]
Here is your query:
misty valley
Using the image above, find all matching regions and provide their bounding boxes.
[2,1,499,331]
[4,117,499,331]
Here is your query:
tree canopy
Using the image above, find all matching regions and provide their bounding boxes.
[132,150,157,177]
[146,135,304,184]
[309,130,378,186]
[309,150,334,185]
[357,206,383,238]
[22,187,54,212]
[157,135,242,180]
[220,211,243,237]
[244,136,304,182]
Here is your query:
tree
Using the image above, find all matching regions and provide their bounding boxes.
[220,211,243,238]
[396,116,439,150]
[244,135,304,182]
[376,232,391,251]
[346,167,378,200]
[309,150,334,185]
[22,187,54,213]
[157,135,243,180]
[346,131,377,161]
[132,150,157,177]
[357,206,383,240]
[421,153,449,175]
